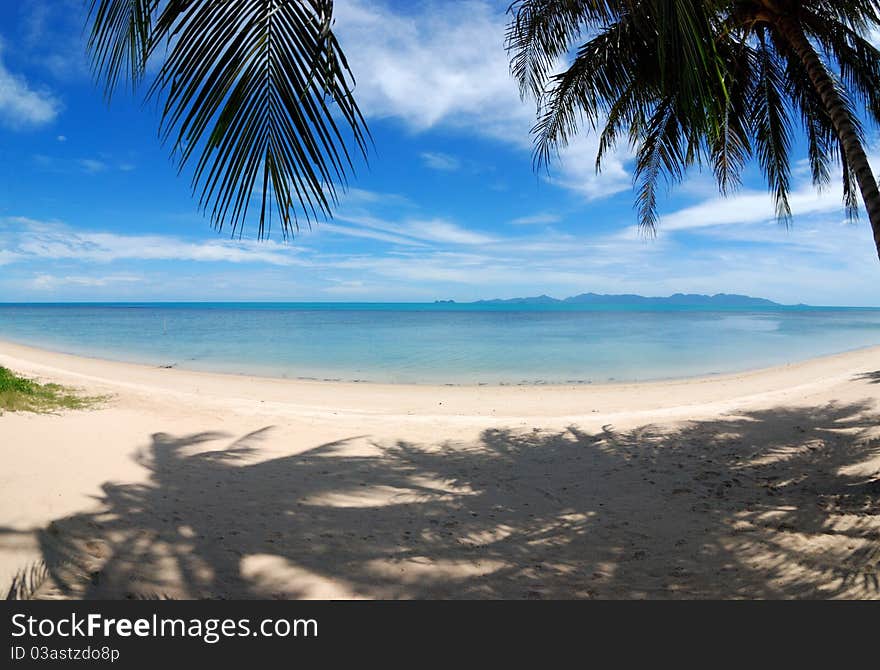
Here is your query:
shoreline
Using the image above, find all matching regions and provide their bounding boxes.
[2,338,880,424]
[2,337,879,599]
[2,336,880,393]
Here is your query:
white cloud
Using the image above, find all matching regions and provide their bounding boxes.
[659,184,844,232]
[0,42,59,128]
[18,0,91,81]
[509,212,561,226]
[322,278,371,295]
[420,151,461,171]
[328,247,655,289]
[78,158,107,174]
[334,0,632,200]
[547,133,632,200]
[31,273,142,290]
[31,153,137,175]
[319,222,427,246]
[334,213,496,245]
[657,153,880,234]
[0,249,23,265]
[334,186,413,209]
[335,0,529,138]
[1,217,309,266]
[8,156,880,305]
[406,219,496,245]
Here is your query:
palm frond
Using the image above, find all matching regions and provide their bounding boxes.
[775,34,836,190]
[86,0,369,240]
[507,0,880,247]
[596,81,642,171]
[750,32,793,223]
[149,0,369,239]
[770,16,866,217]
[531,16,644,169]
[505,0,619,100]
[86,0,158,96]
[805,15,880,125]
[806,0,880,32]
[634,98,686,233]
[707,39,752,194]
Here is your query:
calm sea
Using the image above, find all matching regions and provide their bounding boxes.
[1,302,879,384]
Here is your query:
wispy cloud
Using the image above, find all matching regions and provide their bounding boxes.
[336,186,413,208]
[319,222,427,247]
[405,219,496,245]
[334,0,632,201]
[420,151,461,171]
[660,185,844,232]
[334,213,496,246]
[1,217,309,266]
[546,133,632,201]
[0,39,59,128]
[655,154,880,234]
[335,0,528,138]
[509,212,561,226]
[3,210,879,305]
[31,273,142,290]
[0,249,23,265]
[17,0,90,81]
[77,158,107,174]
[32,154,135,175]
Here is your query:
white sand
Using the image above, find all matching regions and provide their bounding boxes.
[1,339,878,599]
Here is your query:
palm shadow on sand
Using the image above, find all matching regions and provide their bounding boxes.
[14,400,880,599]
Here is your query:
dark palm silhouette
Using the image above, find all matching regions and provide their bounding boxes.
[507,1,880,258]
[86,0,369,239]
[7,400,878,599]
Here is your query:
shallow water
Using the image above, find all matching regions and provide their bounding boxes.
[1,302,879,384]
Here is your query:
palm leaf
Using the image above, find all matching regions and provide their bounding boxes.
[87,0,369,239]
[749,31,792,223]
[507,0,880,245]
[531,17,643,170]
[634,98,687,233]
[772,16,865,218]
[505,0,618,100]
[86,0,158,96]
[707,40,752,194]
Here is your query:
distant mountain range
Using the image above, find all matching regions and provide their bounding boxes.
[464,293,790,307]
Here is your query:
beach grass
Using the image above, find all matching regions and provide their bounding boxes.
[0,366,103,413]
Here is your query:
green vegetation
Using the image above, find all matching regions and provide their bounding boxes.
[0,366,102,413]
[86,0,368,240]
[86,2,880,265]
[506,1,880,258]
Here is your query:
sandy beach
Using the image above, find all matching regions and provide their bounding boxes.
[1,339,878,599]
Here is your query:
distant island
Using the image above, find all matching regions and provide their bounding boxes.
[465,293,792,308]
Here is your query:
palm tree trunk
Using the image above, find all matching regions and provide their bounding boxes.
[775,16,880,260]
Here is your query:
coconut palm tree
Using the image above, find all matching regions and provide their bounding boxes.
[86,0,369,239]
[506,1,880,259]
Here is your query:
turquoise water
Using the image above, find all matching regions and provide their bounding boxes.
[1,302,880,384]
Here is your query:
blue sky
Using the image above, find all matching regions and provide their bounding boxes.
[2,0,880,305]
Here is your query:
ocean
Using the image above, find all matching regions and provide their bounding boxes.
[1,302,879,384]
